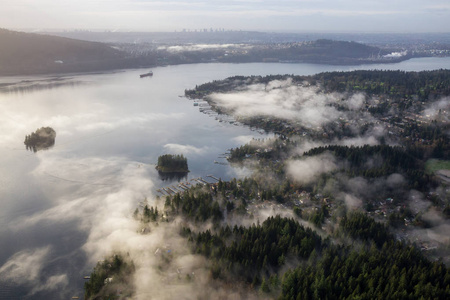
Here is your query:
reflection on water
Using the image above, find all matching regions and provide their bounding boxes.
[158,171,189,182]
[0,77,87,94]
[25,144,55,153]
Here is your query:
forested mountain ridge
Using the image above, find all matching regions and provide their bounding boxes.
[217,39,390,64]
[0,29,414,76]
[315,69,450,100]
[0,28,135,75]
[186,69,450,101]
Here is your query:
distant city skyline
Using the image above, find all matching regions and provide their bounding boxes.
[2,0,450,33]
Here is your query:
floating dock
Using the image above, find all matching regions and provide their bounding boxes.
[207,175,220,182]
[199,178,209,184]
[178,185,189,191]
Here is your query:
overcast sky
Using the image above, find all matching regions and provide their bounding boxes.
[2,0,449,33]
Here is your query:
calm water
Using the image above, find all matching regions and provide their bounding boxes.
[1,57,450,299]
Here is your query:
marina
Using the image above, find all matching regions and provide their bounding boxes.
[156,175,221,196]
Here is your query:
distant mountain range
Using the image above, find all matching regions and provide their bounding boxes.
[218,39,390,65]
[0,29,413,76]
[43,30,450,46]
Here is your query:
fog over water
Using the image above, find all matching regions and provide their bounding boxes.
[1,58,450,299]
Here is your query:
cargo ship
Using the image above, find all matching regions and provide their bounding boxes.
[140,71,153,78]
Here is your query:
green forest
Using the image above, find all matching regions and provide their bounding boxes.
[185,69,450,101]
[84,255,135,299]
[86,184,450,299]
[85,69,450,299]
[156,154,189,173]
[303,144,434,191]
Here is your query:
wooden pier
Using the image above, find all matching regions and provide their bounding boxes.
[207,175,220,182]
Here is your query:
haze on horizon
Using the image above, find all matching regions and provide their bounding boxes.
[3,0,450,33]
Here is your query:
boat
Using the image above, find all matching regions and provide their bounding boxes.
[140,71,153,78]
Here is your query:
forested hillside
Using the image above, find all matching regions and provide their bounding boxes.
[315,69,450,100]
[0,29,136,75]
[84,68,450,299]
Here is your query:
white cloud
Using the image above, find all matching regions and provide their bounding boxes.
[158,44,253,52]
[343,193,363,210]
[408,190,431,214]
[386,173,406,188]
[286,152,337,184]
[209,78,369,128]
[422,97,449,122]
[345,93,365,110]
[209,80,352,128]
[232,135,258,144]
[1,0,448,32]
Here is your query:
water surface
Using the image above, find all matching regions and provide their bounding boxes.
[1,57,450,299]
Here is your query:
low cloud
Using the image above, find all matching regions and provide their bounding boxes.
[292,127,383,156]
[10,153,260,299]
[345,93,365,110]
[408,190,431,214]
[209,79,368,129]
[286,152,338,184]
[386,173,406,188]
[227,163,255,178]
[343,193,363,210]
[158,44,253,53]
[232,135,259,145]
[337,133,380,147]
[422,96,449,122]
[406,207,450,262]
[383,50,408,58]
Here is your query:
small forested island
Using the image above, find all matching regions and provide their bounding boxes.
[156,154,189,173]
[24,127,56,152]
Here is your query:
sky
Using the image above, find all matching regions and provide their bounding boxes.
[1,0,450,33]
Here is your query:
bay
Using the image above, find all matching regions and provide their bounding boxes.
[0,57,449,299]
